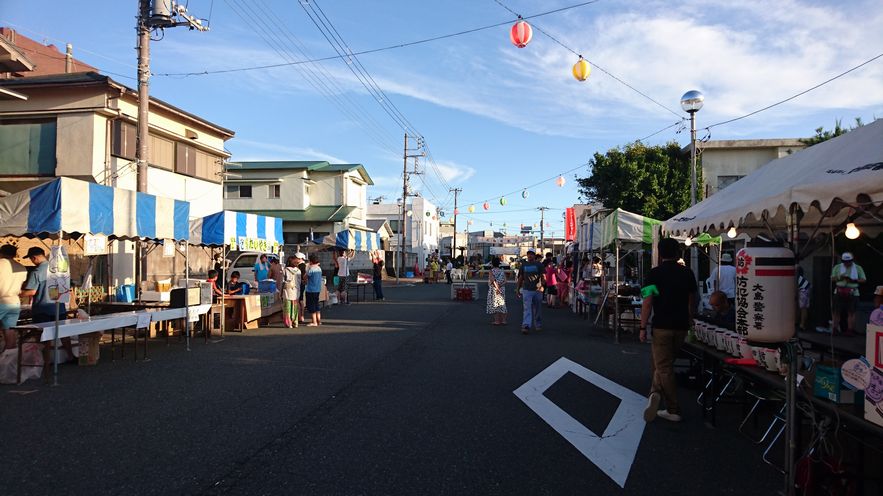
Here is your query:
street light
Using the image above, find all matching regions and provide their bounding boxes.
[680,90,704,207]
[681,90,704,279]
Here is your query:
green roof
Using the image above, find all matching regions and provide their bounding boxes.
[227,161,373,185]
[229,161,329,171]
[241,205,358,223]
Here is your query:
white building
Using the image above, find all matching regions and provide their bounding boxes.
[367,197,440,272]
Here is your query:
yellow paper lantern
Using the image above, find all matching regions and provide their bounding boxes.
[468,205,475,213]
[572,56,591,82]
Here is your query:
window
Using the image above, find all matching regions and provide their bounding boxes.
[225,185,252,199]
[175,142,196,176]
[717,175,745,192]
[0,118,57,175]
[268,184,281,199]
[233,254,257,269]
[148,134,174,170]
[111,120,136,160]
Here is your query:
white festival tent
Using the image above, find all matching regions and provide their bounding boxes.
[663,118,883,240]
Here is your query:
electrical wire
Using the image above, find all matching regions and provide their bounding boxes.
[460,161,589,206]
[225,0,401,156]
[491,0,682,119]
[154,0,603,77]
[702,50,883,131]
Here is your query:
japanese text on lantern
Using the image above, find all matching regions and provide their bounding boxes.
[752,283,765,331]
[736,275,750,335]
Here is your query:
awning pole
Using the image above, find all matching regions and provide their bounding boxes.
[52,230,62,386]
[185,240,191,352]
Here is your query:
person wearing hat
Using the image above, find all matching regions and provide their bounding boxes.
[21,246,75,360]
[515,249,545,334]
[0,244,28,350]
[831,252,866,336]
[707,252,737,306]
[869,285,883,326]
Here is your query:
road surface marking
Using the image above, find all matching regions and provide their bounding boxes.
[513,357,646,488]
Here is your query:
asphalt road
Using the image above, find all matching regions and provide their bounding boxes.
[1,283,781,495]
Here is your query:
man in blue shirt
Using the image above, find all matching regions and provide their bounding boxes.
[253,254,270,282]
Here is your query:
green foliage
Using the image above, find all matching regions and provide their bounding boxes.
[576,141,697,221]
[799,117,864,146]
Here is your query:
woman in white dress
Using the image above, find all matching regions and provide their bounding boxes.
[486,257,508,325]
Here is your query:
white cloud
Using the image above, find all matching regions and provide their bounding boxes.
[429,160,476,184]
[230,139,347,163]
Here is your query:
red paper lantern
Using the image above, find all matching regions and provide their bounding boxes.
[510,20,533,48]
[454,208,459,215]
[483,202,490,210]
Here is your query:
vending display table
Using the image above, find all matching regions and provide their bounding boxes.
[223,293,281,331]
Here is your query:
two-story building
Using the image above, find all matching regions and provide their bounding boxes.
[222,161,373,246]
[0,30,234,286]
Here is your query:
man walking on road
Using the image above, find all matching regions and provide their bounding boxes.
[516,249,545,334]
[640,238,697,423]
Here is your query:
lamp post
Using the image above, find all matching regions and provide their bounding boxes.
[681,90,704,277]
[680,90,704,206]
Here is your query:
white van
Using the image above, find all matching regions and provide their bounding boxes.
[224,251,280,288]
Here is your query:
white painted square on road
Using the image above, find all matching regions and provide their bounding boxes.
[513,357,647,488]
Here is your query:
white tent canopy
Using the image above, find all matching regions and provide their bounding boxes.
[663,118,883,236]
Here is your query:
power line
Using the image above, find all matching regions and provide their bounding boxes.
[491,0,682,119]
[154,0,603,77]
[460,162,590,206]
[703,50,883,131]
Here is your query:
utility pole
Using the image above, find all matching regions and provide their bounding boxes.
[134,0,207,293]
[450,187,461,260]
[538,207,548,256]
[397,133,425,282]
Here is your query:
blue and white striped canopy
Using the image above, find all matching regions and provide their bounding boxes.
[0,177,190,240]
[189,210,284,250]
[322,229,381,251]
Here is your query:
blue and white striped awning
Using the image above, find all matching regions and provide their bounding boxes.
[322,229,381,251]
[0,177,190,240]
[189,210,283,251]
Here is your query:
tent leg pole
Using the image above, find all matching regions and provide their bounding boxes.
[185,241,191,352]
[615,241,620,344]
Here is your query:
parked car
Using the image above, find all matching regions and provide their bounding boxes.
[225,251,280,288]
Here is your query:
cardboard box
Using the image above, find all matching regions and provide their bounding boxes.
[866,325,883,427]
[78,332,100,366]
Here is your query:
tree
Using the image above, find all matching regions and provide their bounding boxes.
[576,141,697,221]
[799,117,864,146]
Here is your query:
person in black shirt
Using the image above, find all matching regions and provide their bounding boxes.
[640,238,697,423]
[226,271,245,295]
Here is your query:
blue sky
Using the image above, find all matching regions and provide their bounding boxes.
[3,0,883,236]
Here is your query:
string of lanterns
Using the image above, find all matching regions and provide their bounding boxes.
[510,19,591,82]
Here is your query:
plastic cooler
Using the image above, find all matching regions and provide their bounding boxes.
[258,280,277,293]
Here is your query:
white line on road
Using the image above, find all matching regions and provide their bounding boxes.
[513,357,647,488]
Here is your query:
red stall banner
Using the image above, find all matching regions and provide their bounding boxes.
[565,207,576,241]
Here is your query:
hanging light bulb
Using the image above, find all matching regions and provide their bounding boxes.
[521,189,529,199]
[844,222,861,239]
[727,226,737,239]
[509,20,533,48]
[684,238,693,247]
[572,56,591,82]
[556,175,566,187]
